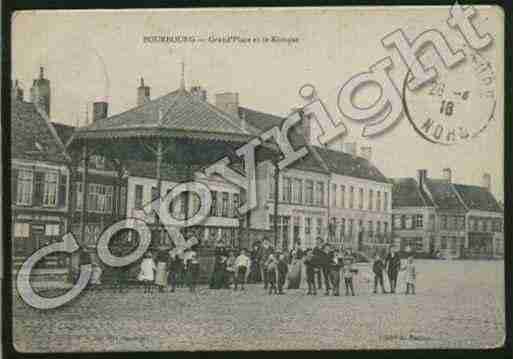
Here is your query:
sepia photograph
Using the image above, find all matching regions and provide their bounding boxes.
[8,5,505,352]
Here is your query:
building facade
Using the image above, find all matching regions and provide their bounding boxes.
[392,169,503,258]
[11,73,71,281]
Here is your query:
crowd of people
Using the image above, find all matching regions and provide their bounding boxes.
[88,236,417,296]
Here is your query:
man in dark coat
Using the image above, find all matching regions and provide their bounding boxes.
[259,238,274,290]
[385,246,401,293]
[312,238,327,292]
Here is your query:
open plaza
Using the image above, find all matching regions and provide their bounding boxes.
[13,259,505,352]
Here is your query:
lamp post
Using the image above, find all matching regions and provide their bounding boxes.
[273,161,279,249]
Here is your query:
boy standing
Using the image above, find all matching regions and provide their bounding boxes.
[234,249,251,290]
[343,256,356,296]
[277,253,289,295]
[225,251,237,289]
[372,254,387,294]
[264,253,278,295]
[303,250,317,295]
[402,256,417,295]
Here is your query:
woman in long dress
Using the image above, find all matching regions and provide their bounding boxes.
[287,240,304,289]
[138,252,156,294]
[155,248,169,292]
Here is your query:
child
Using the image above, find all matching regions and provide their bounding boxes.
[264,253,278,295]
[342,256,356,296]
[138,252,156,294]
[328,249,343,296]
[402,256,416,295]
[277,253,289,295]
[372,253,387,294]
[186,251,200,293]
[225,251,237,289]
[234,249,251,290]
[303,250,317,295]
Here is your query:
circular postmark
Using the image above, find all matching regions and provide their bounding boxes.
[403,47,496,145]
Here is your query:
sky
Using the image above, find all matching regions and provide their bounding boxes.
[11,7,505,201]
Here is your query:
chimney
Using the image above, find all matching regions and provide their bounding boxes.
[137,77,151,106]
[442,168,452,182]
[417,169,427,187]
[92,101,108,122]
[344,142,357,156]
[190,85,207,102]
[482,173,491,191]
[215,92,239,118]
[12,79,24,102]
[360,146,372,161]
[30,66,51,117]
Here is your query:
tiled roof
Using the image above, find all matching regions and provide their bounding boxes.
[311,146,390,183]
[85,89,252,136]
[11,100,69,163]
[391,178,433,208]
[453,184,502,213]
[52,122,75,145]
[423,178,466,212]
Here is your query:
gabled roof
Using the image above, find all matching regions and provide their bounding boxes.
[311,146,390,183]
[423,178,466,212]
[11,100,69,164]
[391,178,434,208]
[79,89,253,140]
[453,184,502,213]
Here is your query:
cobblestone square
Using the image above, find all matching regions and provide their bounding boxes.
[13,259,505,352]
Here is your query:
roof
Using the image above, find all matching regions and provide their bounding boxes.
[453,184,502,213]
[391,178,433,208]
[423,178,466,212]
[52,122,75,145]
[310,146,390,183]
[72,89,256,143]
[11,100,69,164]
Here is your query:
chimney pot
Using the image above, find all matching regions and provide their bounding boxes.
[40,67,44,79]
[190,86,207,102]
[442,168,452,182]
[92,101,108,122]
[417,169,427,187]
[482,173,491,191]
[137,77,151,106]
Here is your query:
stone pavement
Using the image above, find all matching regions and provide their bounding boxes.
[12,260,505,352]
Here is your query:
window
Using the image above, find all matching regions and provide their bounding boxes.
[330,217,338,240]
[134,184,144,210]
[377,221,381,234]
[340,185,346,208]
[292,179,303,204]
[316,218,323,237]
[17,169,33,205]
[331,184,337,207]
[405,215,413,229]
[340,218,346,238]
[222,192,229,217]
[282,177,292,203]
[384,222,388,233]
[14,223,30,237]
[232,193,239,217]
[315,182,325,205]
[376,191,381,212]
[384,192,388,212]
[441,236,448,249]
[90,155,105,169]
[305,180,314,205]
[268,170,275,200]
[76,182,83,210]
[305,217,312,235]
[105,186,113,212]
[441,215,448,230]
[359,188,364,209]
[45,224,60,236]
[349,186,354,209]
[414,214,423,228]
[368,221,373,237]
[42,172,58,207]
[210,191,218,216]
[348,219,354,236]
[368,189,373,211]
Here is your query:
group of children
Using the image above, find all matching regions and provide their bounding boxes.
[210,249,252,290]
[372,253,416,295]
